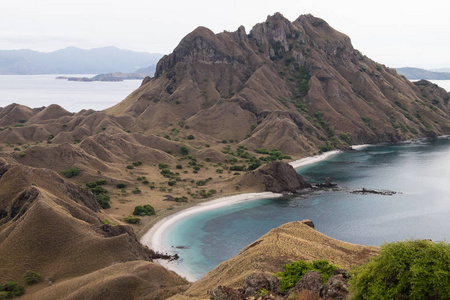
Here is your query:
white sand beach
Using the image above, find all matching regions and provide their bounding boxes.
[289,150,340,169]
[140,145,370,281]
[140,192,283,281]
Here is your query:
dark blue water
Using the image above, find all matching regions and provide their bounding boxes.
[163,137,450,280]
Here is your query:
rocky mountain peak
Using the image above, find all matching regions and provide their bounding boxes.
[109,13,450,156]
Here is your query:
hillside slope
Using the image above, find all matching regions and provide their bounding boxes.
[107,13,450,156]
[170,220,379,300]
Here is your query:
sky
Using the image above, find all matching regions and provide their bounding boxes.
[1,0,449,69]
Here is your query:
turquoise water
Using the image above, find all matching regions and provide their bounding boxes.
[163,137,450,280]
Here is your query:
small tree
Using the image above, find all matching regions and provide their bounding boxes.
[62,167,80,178]
[24,270,42,285]
[350,240,450,299]
[180,145,189,155]
[133,205,155,216]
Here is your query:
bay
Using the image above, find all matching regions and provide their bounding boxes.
[0,74,141,112]
[163,137,450,281]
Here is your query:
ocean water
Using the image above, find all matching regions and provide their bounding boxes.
[0,75,141,112]
[162,137,450,280]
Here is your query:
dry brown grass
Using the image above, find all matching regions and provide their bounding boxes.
[170,220,379,300]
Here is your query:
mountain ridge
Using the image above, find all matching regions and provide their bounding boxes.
[0,46,163,75]
[107,12,450,156]
[0,12,449,299]
[396,67,450,80]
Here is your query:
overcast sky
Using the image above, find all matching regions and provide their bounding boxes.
[1,0,449,69]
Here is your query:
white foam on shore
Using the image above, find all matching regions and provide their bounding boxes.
[140,192,282,281]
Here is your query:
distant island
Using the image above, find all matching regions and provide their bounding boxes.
[0,46,163,75]
[396,67,450,80]
[55,66,156,82]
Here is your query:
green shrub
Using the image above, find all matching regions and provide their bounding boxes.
[350,240,450,299]
[116,183,127,189]
[95,194,111,209]
[62,167,80,178]
[0,281,25,298]
[95,179,107,185]
[86,181,97,189]
[132,188,141,194]
[187,135,195,140]
[24,270,42,285]
[276,260,338,292]
[180,145,189,155]
[132,160,143,166]
[126,165,134,170]
[124,216,140,224]
[89,186,108,195]
[133,204,155,216]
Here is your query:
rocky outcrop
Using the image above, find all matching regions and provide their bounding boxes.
[206,269,350,299]
[292,271,323,296]
[240,161,311,193]
[170,220,379,299]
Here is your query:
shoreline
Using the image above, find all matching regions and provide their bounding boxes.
[140,192,283,281]
[139,147,356,281]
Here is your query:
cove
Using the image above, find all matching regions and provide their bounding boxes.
[156,137,450,281]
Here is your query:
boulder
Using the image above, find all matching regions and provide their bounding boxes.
[292,271,323,295]
[321,274,349,299]
[210,286,245,300]
[242,273,280,296]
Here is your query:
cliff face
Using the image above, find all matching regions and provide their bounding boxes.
[239,161,311,193]
[107,12,450,156]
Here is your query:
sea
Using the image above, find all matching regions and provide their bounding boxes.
[1,75,450,281]
[0,74,141,112]
[162,137,450,281]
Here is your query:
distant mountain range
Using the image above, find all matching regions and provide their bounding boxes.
[396,67,450,80]
[0,46,163,75]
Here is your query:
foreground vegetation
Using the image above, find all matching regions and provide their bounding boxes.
[350,239,450,299]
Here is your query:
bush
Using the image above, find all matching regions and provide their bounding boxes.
[133,204,155,216]
[180,145,189,155]
[276,260,338,292]
[126,165,134,170]
[132,188,141,194]
[132,160,143,166]
[95,179,107,185]
[95,194,111,209]
[24,270,42,285]
[350,240,450,299]
[89,186,108,195]
[62,167,80,178]
[124,216,140,224]
[86,181,97,189]
[116,183,127,189]
[0,281,25,298]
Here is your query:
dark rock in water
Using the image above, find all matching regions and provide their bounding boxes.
[321,274,349,299]
[241,273,280,297]
[292,271,323,296]
[351,188,397,195]
[210,286,245,300]
[316,177,337,188]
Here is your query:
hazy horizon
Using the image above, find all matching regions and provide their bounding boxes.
[1,0,450,70]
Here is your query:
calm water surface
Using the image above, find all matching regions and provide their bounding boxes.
[164,138,450,280]
[0,75,141,112]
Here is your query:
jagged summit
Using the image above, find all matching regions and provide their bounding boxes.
[107,13,449,155]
